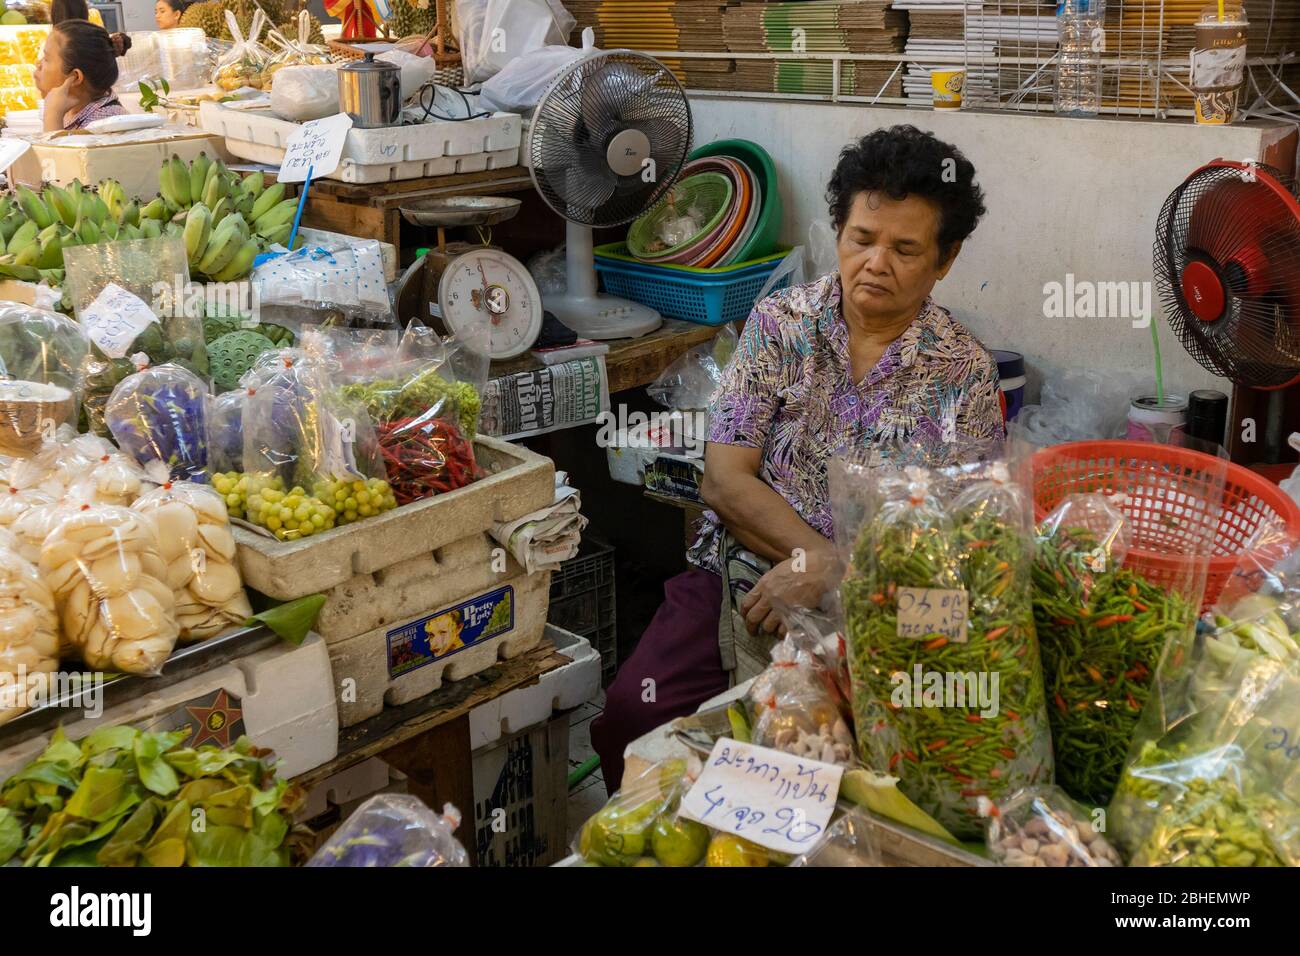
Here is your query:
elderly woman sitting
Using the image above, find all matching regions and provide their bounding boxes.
[591,125,1007,787]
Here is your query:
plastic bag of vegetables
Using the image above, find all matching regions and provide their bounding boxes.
[831,448,1052,839]
[131,481,252,642]
[0,305,88,457]
[747,626,855,766]
[979,784,1121,866]
[1109,537,1300,865]
[106,363,211,483]
[1032,493,1198,806]
[39,505,179,675]
[307,795,469,868]
[789,806,885,867]
[0,546,59,726]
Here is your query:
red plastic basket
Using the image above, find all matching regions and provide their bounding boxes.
[1031,440,1300,610]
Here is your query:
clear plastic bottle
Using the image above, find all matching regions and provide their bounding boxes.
[1055,0,1105,116]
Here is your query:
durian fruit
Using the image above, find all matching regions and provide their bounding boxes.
[179,0,226,36]
[386,0,436,38]
[277,15,324,45]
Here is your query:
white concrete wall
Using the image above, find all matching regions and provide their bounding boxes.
[690,99,1282,401]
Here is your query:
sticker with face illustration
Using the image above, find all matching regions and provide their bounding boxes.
[386,585,516,679]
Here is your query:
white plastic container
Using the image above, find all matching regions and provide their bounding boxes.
[199,100,522,183]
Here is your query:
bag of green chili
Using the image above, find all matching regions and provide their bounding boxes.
[1109,538,1300,866]
[831,450,1053,840]
[1032,493,1198,808]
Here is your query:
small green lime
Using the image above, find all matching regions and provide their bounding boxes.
[651,815,709,867]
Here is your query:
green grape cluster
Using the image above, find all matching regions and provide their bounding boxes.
[311,476,397,526]
[245,481,337,541]
[212,471,282,520]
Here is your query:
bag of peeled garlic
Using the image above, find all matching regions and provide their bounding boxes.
[131,482,251,642]
[748,625,856,767]
[0,546,59,726]
[39,506,179,675]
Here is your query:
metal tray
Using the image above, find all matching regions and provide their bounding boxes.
[0,624,280,751]
[399,195,522,228]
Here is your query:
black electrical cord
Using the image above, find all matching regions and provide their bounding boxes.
[416,82,492,122]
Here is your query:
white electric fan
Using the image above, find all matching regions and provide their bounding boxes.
[529,47,693,339]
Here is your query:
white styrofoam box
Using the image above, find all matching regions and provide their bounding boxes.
[0,634,338,780]
[9,129,224,203]
[468,625,601,751]
[605,429,652,486]
[233,436,554,600]
[199,101,523,183]
[328,569,552,728]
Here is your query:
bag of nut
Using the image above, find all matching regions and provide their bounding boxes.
[978,785,1122,867]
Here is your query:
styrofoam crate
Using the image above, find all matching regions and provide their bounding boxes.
[200,100,522,183]
[298,756,392,820]
[0,634,338,780]
[468,625,600,750]
[233,436,554,601]
[328,569,552,728]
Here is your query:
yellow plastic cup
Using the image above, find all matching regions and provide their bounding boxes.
[931,69,965,109]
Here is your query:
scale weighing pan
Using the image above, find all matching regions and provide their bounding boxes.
[399,196,523,228]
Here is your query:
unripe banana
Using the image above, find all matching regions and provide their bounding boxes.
[36,234,63,270]
[140,218,162,240]
[202,168,226,210]
[248,183,286,223]
[210,197,231,224]
[16,186,52,229]
[141,197,168,221]
[44,185,76,227]
[13,238,40,267]
[189,153,211,205]
[8,219,38,253]
[212,239,258,282]
[121,200,140,227]
[102,218,119,240]
[78,218,101,245]
[241,170,265,199]
[183,202,212,265]
[170,154,191,207]
[196,226,240,276]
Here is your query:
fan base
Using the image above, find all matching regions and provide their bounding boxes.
[546,292,664,341]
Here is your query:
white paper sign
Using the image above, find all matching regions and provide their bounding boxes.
[78,283,159,359]
[278,112,353,183]
[678,738,843,855]
[897,587,969,643]
[0,138,30,174]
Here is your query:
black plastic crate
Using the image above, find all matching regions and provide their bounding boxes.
[549,537,617,686]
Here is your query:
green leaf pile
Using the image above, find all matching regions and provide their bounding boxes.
[0,726,303,867]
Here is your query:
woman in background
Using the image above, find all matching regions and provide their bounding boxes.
[35,19,130,131]
[49,0,128,55]
[154,0,189,29]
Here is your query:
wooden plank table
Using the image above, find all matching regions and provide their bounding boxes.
[301,166,535,252]
[293,639,570,866]
[490,318,728,395]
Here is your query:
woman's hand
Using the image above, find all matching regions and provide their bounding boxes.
[43,76,77,131]
[740,548,841,636]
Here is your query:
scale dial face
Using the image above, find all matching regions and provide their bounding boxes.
[436,247,544,360]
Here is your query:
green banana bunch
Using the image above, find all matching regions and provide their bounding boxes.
[210,196,231,225]
[252,198,298,239]
[16,186,53,230]
[202,161,229,209]
[159,153,192,208]
[97,179,126,223]
[121,200,140,228]
[211,239,259,282]
[241,171,265,200]
[0,211,23,242]
[77,217,101,245]
[140,218,163,240]
[36,229,66,270]
[196,213,247,277]
[8,219,38,254]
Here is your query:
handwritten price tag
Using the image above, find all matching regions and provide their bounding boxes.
[278,112,353,183]
[78,283,159,359]
[678,738,843,855]
[897,587,968,642]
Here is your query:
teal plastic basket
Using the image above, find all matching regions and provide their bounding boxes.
[593,242,793,326]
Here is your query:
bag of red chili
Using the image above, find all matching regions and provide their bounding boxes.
[337,352,484,506]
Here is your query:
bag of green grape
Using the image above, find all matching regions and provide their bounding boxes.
[239,352,394,540]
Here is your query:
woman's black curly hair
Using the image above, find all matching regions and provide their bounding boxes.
[826,125,987,262]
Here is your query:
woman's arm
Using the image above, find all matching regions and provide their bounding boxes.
[701,442,834,565]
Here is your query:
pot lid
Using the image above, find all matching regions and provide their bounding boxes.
[342,51,400,74]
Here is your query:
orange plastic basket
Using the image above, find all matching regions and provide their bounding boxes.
[1031,440,1300,610]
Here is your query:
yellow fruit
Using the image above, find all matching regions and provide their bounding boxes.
[651,814,709,867]
[706,833,770,868]
[632,857,660,867]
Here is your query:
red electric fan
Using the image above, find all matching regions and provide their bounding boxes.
[1155,159,1300,391]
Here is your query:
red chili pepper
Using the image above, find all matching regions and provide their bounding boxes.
[1126,692,1139,710]
[923,636,948,651]
[950,771,975,785]
[1132,600,1149,612]
[888,752,901,771]
[925,739,948,752]
[870,593,885,605]
[985,626,1009,641]
[963,737,981,747]
[964,714,982,723]
[904,750,918,763]
[1083,664,1103,682]
[960,789,986,797]
[1054,617,1074,626]
[1094,614,1133,627]
[997,747,1016,760]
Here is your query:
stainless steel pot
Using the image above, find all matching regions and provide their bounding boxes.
[338,52,402,129]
